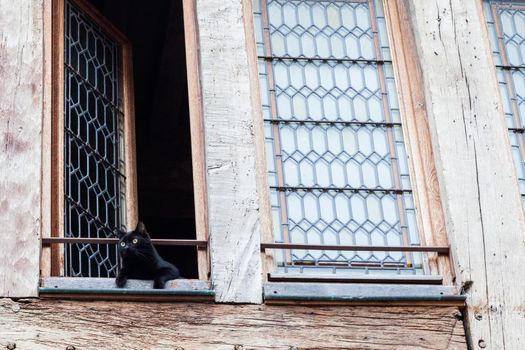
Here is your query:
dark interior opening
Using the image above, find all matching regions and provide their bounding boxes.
[87,0,198,278]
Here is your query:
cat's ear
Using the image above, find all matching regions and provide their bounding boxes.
[135,221,148,236]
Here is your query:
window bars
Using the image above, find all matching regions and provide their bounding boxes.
[254,0,428,276]
[63,0,125,277]
[485,0,525,208]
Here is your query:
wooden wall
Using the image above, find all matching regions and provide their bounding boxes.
[407,0,525,348]
[0,0,43,297]
[0,298,466,349]
[2,0,525,348]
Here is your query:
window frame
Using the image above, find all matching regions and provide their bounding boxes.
[246,0,454,286]
[41,0,211,286]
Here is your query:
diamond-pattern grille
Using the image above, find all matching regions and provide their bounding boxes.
[255,0,423,275]
[485,1,525,207]
[63,0,125,277]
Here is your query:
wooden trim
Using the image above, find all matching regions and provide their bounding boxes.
[122,44,138,230]
[183,0,211,281]
[50,0,65,277]
[382,1,453,284]
[41,0,54,279]
[242,0,276,281]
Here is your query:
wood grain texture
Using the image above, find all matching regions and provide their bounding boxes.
[0,298,466,349]
[241,0,276,281]
[183,0,211,281]
[407,1,525,348]
[382,1,452,283]
[196,0,263,303]
[0,0,44,297]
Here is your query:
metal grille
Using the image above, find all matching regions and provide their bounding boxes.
[485,1,525,208]
[254,0,423,275]
[63,0,125,277]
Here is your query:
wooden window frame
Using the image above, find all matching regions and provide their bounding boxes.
[244,0,454,286]
[41,0,211,285]
[481,0,525,210]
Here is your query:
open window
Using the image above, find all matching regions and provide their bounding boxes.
[41,0,210,297]
[253,0,455,289]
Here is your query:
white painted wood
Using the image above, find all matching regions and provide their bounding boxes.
[196,0,263,303]
[0,0,44,297]
[408,1,525,348]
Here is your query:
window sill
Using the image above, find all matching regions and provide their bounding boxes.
[39,277,214,302]
[264,282,466,307]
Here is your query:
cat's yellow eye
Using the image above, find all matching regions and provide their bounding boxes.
[120,241,125,247]
[132,238,138,245]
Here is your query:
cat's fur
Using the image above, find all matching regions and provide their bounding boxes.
[115,222,180,289]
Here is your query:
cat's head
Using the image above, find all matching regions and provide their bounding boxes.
[117,222,152,258]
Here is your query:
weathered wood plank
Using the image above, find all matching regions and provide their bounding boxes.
[41,277,211,290]
[196,0,263,303]
[0,0,43,297]
[407,1,525,348]
[0,298,466,349]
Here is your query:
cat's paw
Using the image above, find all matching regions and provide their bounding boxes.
[153,279,165,289]
[115,274,128,288]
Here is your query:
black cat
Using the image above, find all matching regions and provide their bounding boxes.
[115,222,180,289]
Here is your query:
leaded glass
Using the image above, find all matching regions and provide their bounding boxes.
[255,0,423,275]
[485,0,525,207]
[63,0,126,277]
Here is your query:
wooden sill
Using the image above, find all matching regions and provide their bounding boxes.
[39,277,214,302]
[264,282,466,307]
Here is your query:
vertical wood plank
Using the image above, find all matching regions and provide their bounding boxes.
[0,0,44,297]
[183,0,211,281]
[242,0,276,278]
[382,1,452,283]
[51,0,65,276]
[196,0,263,303]
[122,44,139,230]
[408,0,525,348]
[41,0,53,278]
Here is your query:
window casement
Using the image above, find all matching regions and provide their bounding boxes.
[41,0,210,296]
[484,0,525,208]
[253,0,454,285]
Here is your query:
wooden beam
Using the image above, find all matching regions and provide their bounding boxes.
[0,298,467,349]
[196,0,263,303]
[0,0,44,297]
[407,1,525,348]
